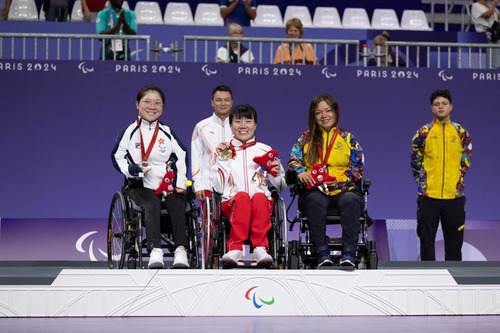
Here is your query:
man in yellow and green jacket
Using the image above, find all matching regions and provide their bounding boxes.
[411,89,472,261]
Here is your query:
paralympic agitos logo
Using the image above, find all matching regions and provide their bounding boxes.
[245,286,275,309]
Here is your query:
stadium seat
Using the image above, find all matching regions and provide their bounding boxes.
[284,5,313,27]
[194,3,224,26]
[8,0,38,21]
[371,8,400,30]
[342,8,371,29]
[313,7,342,28]
[252,5,283,27]
[164,2,194,25]
[401,10,432,31]
[71,0,84,22]
[135,1,163,25]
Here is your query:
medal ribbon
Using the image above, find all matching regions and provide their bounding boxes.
[318,128,338,167]
[230,137,257,154]
[137,117,160,162]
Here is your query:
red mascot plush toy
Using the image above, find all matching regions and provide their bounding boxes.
[306,164,336,190]
[155,170,176,195]
[253,149,280,177]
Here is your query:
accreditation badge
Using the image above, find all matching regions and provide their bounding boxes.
[112,39,124,52]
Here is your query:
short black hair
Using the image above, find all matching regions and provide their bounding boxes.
[212,85,233,99]
[136,85,165,104]
[430,89,452,105]
[229,104,258,124]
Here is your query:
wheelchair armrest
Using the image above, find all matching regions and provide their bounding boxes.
[285,170,302,195]
[186,184,196,200]
[285,169,298,185]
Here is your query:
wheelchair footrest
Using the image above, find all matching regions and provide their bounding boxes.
[223,260,274,269]
[317,265,355,271]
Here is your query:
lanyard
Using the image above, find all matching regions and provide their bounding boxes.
[137,117,160,162]
[319,128,338,167]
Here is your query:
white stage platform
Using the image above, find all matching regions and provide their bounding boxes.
[1,264,500,317]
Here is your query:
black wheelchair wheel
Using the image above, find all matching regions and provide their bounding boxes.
[107,192,127,269]
[202,200,216,269]
[288,240,301,269]
[273,196,288,269]
[202,217,217,269]
[187,201,201,269]
[289,253,300,270]
[368,251,378,269]
[366,240,378,269]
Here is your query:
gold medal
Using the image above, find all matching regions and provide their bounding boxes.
[219,147,233,160]
[217,142,234,160]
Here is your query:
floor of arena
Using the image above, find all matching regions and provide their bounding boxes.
[1,315,499,333]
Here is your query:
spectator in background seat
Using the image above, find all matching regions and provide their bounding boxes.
[96,0,137,60]
[220,0,256,27]
[274,18,319,65]
[471,0,500,69]
[368,31,406,67]
[217,23,255,63]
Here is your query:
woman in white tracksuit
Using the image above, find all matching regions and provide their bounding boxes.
[212,104,287,268]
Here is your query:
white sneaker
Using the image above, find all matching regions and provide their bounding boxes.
[252,247,273,267]
[148,248,164,269]
[221,250,243,268]
[173,248,190,269]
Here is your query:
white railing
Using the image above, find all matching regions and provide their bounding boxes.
[383,41,500,69]
[0,33,151,61]
[183,36,361,66]
[1,33,498,69]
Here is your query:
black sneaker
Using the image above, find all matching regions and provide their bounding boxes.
[339,252,356,268]
[317,250,333,267]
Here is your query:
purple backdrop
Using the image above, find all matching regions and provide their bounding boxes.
[1,60,499,222]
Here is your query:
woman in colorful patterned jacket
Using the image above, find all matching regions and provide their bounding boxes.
[288,93,364,268]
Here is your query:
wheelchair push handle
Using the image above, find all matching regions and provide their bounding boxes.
[160,180,195,202]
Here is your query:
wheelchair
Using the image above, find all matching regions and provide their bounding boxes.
[201,187,288,269]
[107,182,200,269]
[286,170,378,270]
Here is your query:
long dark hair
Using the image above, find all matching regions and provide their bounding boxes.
[304,93,340,165]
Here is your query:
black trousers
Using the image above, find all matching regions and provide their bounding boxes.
[417,196,466,261]
[301,190,363,253]
[125,187,188,250]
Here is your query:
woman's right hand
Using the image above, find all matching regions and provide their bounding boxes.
[297,171,315,187]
